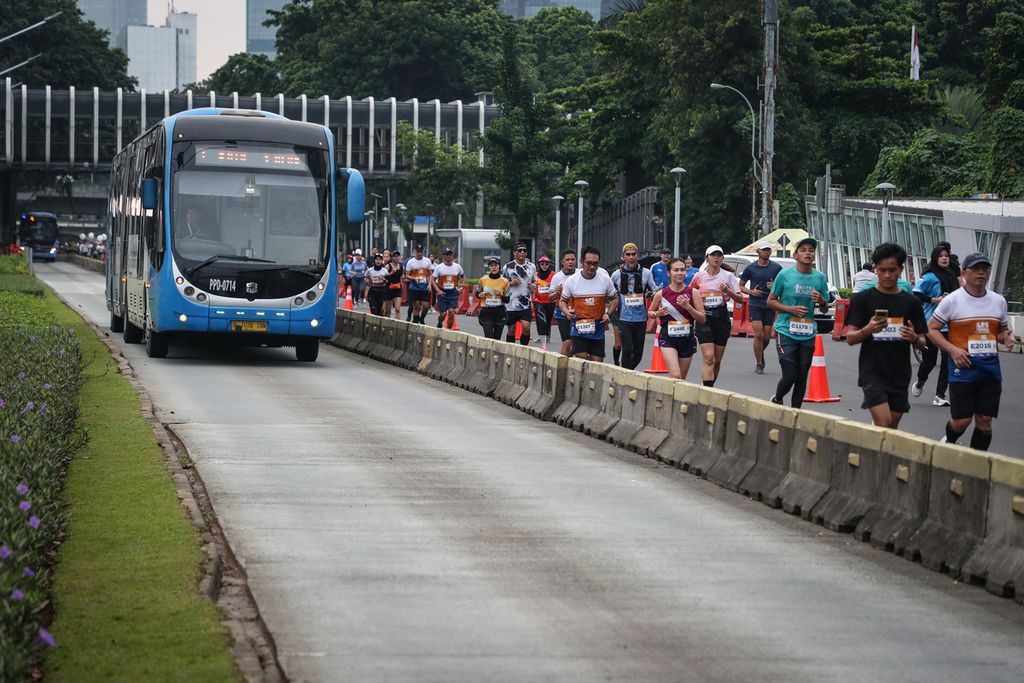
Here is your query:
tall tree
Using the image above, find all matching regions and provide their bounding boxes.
[521,7,599,93]
[188,53,282,96]
[0,0,134,89]
[268,0,504,100]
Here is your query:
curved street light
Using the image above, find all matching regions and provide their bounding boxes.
[573,181,588,257]
[670,167,686,257]
[552,195,564,263]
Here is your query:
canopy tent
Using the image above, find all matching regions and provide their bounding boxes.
[736,227,809,257]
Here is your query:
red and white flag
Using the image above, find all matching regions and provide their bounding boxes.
[910,25,921,80]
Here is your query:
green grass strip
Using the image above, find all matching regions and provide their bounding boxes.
[41,288,238,682]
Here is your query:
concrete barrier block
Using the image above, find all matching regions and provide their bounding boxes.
[567,361,608,433]
[514,347,558,418]
[369,318,393,360]
[493,342,528,405]
[536,352,568,420]
[588,364,629,439]
[769,410,835,519]
[355,317,381,356]
[631,375,676,456]
[905,442,990,577]
[342,313,366,353]
[962,455,1024,601]
[811,420,887,532]
[705,395,762,493]
[552,358,586,425]
[677,385,733,476]
[653,381,703,468]
[387,320,410,364]
[424,327,450,378]
[460,338,497,395]
[606,369,649,448]
[400,327,425,369]
[736,401,799,506]
[854,431,932,554]
[417,327,438,373]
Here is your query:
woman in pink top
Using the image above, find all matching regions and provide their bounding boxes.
[690,245,743,386]
[648,258,707,380]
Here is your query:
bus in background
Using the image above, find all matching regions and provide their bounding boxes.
[18,212,60,262]
[105,108,365,361]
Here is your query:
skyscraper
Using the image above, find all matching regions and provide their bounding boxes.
[247,0,289,59]
[126,11,197,92]
[76,0,148,50]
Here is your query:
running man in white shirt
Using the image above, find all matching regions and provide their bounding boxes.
[559,246,619,361]
[432,248,465,329]
[502,242,538,346]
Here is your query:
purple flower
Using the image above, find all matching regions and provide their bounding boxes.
[43,383,52,390]
[10,434,20,444]
[38,627,56,648]
[39,406,48,416]
[19,500,31,512]
[23,566,35,578]
[58,349,65,357]
[0,546,10,560]
[0,398,4,408]
[28,516,40,529]
[17,371,25,380]
[25,401,34,410]
[28,335,36,342]
[10,589,23,601]
[16,483,29,495]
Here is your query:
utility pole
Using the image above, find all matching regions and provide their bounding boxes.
[760,0,779,236]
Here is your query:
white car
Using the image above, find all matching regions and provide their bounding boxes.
[698,253,838,333]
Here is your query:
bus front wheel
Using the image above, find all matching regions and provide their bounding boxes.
[146,329,169,358]
[295,338,319,362]
[123,317,144,344]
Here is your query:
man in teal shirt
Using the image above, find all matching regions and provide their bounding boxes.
[767,237,830,408]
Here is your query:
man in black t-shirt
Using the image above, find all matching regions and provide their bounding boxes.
[846,243,928,429]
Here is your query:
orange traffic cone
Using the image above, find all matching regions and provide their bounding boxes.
[515,321,523,341]
[343,286,354,311]
[450,314,460,330]
[804,334,840,403]
[644,326,668,374]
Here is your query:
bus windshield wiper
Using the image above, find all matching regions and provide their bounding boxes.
[186,254,276,275]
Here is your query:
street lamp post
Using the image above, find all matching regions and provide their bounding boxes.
[670,167,686,257]
[711,82,765,234]
[875,182,895,243]
[395,203,407,253]
[454,200,465,259]
[573,180,588,257]
[380,206,390,250]
[552,195,564,262]
[363,210,374,253]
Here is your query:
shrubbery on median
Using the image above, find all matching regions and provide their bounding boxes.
[0,296,83,679]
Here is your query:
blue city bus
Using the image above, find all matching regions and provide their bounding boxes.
[105,108,364,361]
[18,212,60,262]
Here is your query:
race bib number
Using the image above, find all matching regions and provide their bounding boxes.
[873,317,903,342]
[416,276,427,285]
[443,282,455,290]
[537,285,550,295]
[484,296,502,308]
[624,295,644,308]
[789,317,814,336]
[370,276,385,286]
[667,320,691,338]
[576,319,597,335]
[703,292,724,308]
[968,335,997,356]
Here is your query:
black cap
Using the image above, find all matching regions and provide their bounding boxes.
[442,247,454,254]
[415,243,424,251]
[795,236,818,250]
[487,256,501,264]
[660,248,671,254]
[514,242,528,251]
[392,251,401,256]
[961,252,991,269]
[373,253,383,260]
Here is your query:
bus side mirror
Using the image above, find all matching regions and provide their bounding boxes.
[141,178,159,210]
[338,168,365,224]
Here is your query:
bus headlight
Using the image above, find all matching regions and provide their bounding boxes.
[305,291,317,301]
[310,319,319,328]
[176,276,184,285]
[178,314,188,323]
[317,282,325,291]
[196,293,207,302]
[49,247,57,254]
[184,286,195,297]
[294,297,304,306]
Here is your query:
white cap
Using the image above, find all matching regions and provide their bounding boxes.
[353,248,362,255]
[756,240,772,250]
[705,244,724,257]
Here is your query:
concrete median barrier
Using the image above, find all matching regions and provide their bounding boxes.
[370,318,395,361]
[588,364,628,439]
[493,343,528,405]
[388,320,409,364]
[854,431,932,555]
[905,443,990,577]
[355,316,383,357]
[962,455,1024,601]
[811,421,888,533]
[677,385,733,476]
[552,358,586,426]
[652,381,703,469]
[566,361,609,434]
[606,370,650,450]
[417,327,437,374]
[463,338,499,395]
[769,410,835,519]
[399,325,426,369]
[736,401,799,506]
[705,395,762,493]
[630,376,677,457]
[514,348,567,420]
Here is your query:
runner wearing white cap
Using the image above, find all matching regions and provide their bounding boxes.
[690,245,743,386]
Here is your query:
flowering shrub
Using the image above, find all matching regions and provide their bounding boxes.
[0,255,29,275]
[0,312,83,679]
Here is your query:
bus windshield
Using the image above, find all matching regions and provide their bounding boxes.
[19,215,59,248]
[171,142,330,269]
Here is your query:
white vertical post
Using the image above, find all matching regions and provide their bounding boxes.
[4,78,12,165]
[477,100,485,166]
[232,91,238,109]
[186,89,193,110]
[209,90,216,108]
[388,97,396,175]
[366,96,375,175]
[255,92,262,111]
[433,99,441,144]
[20,85,27,164]
[344,95,352,168]
[116,87,123,152]
[455,99,463,148]
[322,95,330,127]
[92,86,99,165]
[300,94,307,121]
[140,88,146,129]
[44,85,51,167]
[164,89,170,118]
[69,86,75,166]
[277,93,284,115]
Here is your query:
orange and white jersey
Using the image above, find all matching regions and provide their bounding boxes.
[932,287,1008,381]
[561,268,617,337]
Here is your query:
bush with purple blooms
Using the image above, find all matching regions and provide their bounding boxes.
[0,309,83,679]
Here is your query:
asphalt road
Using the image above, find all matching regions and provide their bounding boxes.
[392,303,1024,458]
[39,262,1024,682]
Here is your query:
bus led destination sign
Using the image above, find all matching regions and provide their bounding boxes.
[196,145,306,170]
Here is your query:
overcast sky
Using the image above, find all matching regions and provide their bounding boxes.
[148,0,245,81]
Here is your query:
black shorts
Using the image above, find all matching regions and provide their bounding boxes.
[861,384,911,414]
[696,314,731,346]
[749,306,775,325]
[506,308,532,324]
[387,287,403,300]
[949,378,1002,419]
[557,318,572,342]
[407,288,430,303]
[572,336,606,357]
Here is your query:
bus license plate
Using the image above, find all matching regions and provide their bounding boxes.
[231,320,268,332]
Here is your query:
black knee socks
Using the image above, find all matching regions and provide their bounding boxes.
[703,380,715,387]
[970,429,993,451]
[613,346,621,366]
[520,334,530,346]
[945,421,967,444]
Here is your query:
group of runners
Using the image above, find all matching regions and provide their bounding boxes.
[347,237,1014,451]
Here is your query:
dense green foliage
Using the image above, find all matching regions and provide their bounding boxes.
[187,53,282,96]
[0,0,134,89]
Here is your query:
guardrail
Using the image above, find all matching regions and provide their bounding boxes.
[332,309,1024,605]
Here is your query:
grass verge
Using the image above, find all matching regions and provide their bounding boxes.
[41,287,238,682]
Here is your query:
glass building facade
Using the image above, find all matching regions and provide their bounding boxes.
[125,12,197,92]
[77,0,148,50]
[246,0,289,59]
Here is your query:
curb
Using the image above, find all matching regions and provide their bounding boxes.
[50,287,287,683]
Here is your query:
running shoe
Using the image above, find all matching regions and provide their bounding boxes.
[911,381,924,397]
[769,394,782,405]
[755,363,765,374]
[932,395,950,407]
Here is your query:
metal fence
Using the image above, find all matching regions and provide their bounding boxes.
[581,186,661,266]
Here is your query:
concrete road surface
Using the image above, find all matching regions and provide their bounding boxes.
[39,262,1024,682]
